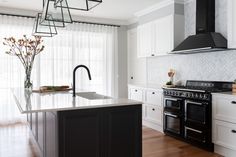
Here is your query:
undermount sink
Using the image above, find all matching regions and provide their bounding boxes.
[76,92,111,100]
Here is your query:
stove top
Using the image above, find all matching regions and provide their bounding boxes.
[163,80,233,101]
[167,80,233,93]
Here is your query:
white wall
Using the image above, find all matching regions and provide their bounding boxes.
[117,26,128,98]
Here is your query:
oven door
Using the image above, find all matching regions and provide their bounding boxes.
[185,126,206,144]
[164,97,183,112]
[185,100,208,125]
[164,112,183,137]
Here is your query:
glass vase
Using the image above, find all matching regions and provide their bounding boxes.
[24,68,33,91]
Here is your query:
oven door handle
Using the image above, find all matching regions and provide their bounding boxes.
[164,113,178,118]
[164,98,181,102]
[185,100,203,106]
[185,127,202,134]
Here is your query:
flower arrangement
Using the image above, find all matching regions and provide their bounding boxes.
[3,35,44,90]
[166,69,175,85]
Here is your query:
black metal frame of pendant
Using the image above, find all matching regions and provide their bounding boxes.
[32,13,57,37]
[40,0,73,28]
[56,0,102,11]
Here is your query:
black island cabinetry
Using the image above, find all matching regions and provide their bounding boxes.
[28,105,142,157]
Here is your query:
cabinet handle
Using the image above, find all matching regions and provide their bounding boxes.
[152,108,155,111]
[231,101,236,104]
[151,54,155,56]
[232,130,236,133]
[152,92,155,94]
[135,90,138,92]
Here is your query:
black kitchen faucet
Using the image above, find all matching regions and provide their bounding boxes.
[73,65,92,97]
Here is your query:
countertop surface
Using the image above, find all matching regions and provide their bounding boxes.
[12,88,142,113]
[212,91,236,96]
[128,83,163,90]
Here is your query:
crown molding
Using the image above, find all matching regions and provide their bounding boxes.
[134,0,184,17]
[184,0,194,4]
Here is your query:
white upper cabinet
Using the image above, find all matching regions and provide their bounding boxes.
[137,22,155,57]
[137,14,184,58]
[228,0,236,48]
[154,15,173,55]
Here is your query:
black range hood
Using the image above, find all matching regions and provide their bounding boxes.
[172,0,227,54]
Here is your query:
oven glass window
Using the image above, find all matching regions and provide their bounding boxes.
[166,116,180,134]
[165,99,181,110]
[187,103,206,123]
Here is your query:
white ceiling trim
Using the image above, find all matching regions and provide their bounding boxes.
[134,0,184,17]
[184,0,194,4]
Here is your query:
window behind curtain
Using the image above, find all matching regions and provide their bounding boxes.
[0,15,117,124]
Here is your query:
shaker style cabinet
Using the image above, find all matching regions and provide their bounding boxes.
[212,93,236,157]
[127,28,147,85]
[154,15,173,55]
[27,106,142,157]
[137,14,184,57]
[128,85,163,132]
[137,21,155,57]
[228,0,236,48]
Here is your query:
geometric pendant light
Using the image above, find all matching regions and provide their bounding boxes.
[32,13,57,37]
[56,0,102,11]
[40,0,73,28]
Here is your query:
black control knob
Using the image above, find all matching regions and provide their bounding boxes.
[190,93,194,98]
[203,94,208,100]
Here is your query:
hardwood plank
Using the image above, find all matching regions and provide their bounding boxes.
[0,124,222,157]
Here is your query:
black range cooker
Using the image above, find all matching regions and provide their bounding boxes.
[163,80,233,151]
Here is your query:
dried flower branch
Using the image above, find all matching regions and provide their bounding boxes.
[3,35,44,71]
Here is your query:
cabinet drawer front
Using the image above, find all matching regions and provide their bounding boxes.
[146,90,162,106]
[213,95,236,123]
[145,105,162,125]
[130,88,143,101]
[213,120,236,150]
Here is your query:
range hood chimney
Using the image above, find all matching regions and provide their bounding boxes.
[172,0,227,54]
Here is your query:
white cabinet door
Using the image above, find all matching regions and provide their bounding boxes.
[213,120,236,150]
[228,0,236,48]
[213,95,236,123]
[127,29,147,84]
[130,88,143,101]
[155,15,173,55]
[146,90,162,107]
[137,22,155,57]
[145,104,162,125]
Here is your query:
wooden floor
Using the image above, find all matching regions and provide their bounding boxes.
[143,127,222,157]
[0,124,222,157]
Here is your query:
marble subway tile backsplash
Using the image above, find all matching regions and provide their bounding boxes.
[147,50,236,85]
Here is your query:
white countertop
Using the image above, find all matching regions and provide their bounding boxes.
[212,91,236,96]
[12,88,142,113]
[128,83,163,91]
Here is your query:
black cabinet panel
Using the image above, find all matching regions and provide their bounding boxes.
[58,105,142,157]
[58,109,101,157]
[105,106,142,157]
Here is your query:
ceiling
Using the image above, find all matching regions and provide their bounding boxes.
[0,0,164,23]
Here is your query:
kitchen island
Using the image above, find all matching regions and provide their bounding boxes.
[12,89,142,157]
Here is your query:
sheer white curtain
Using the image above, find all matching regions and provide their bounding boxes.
[0,15,118,124]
